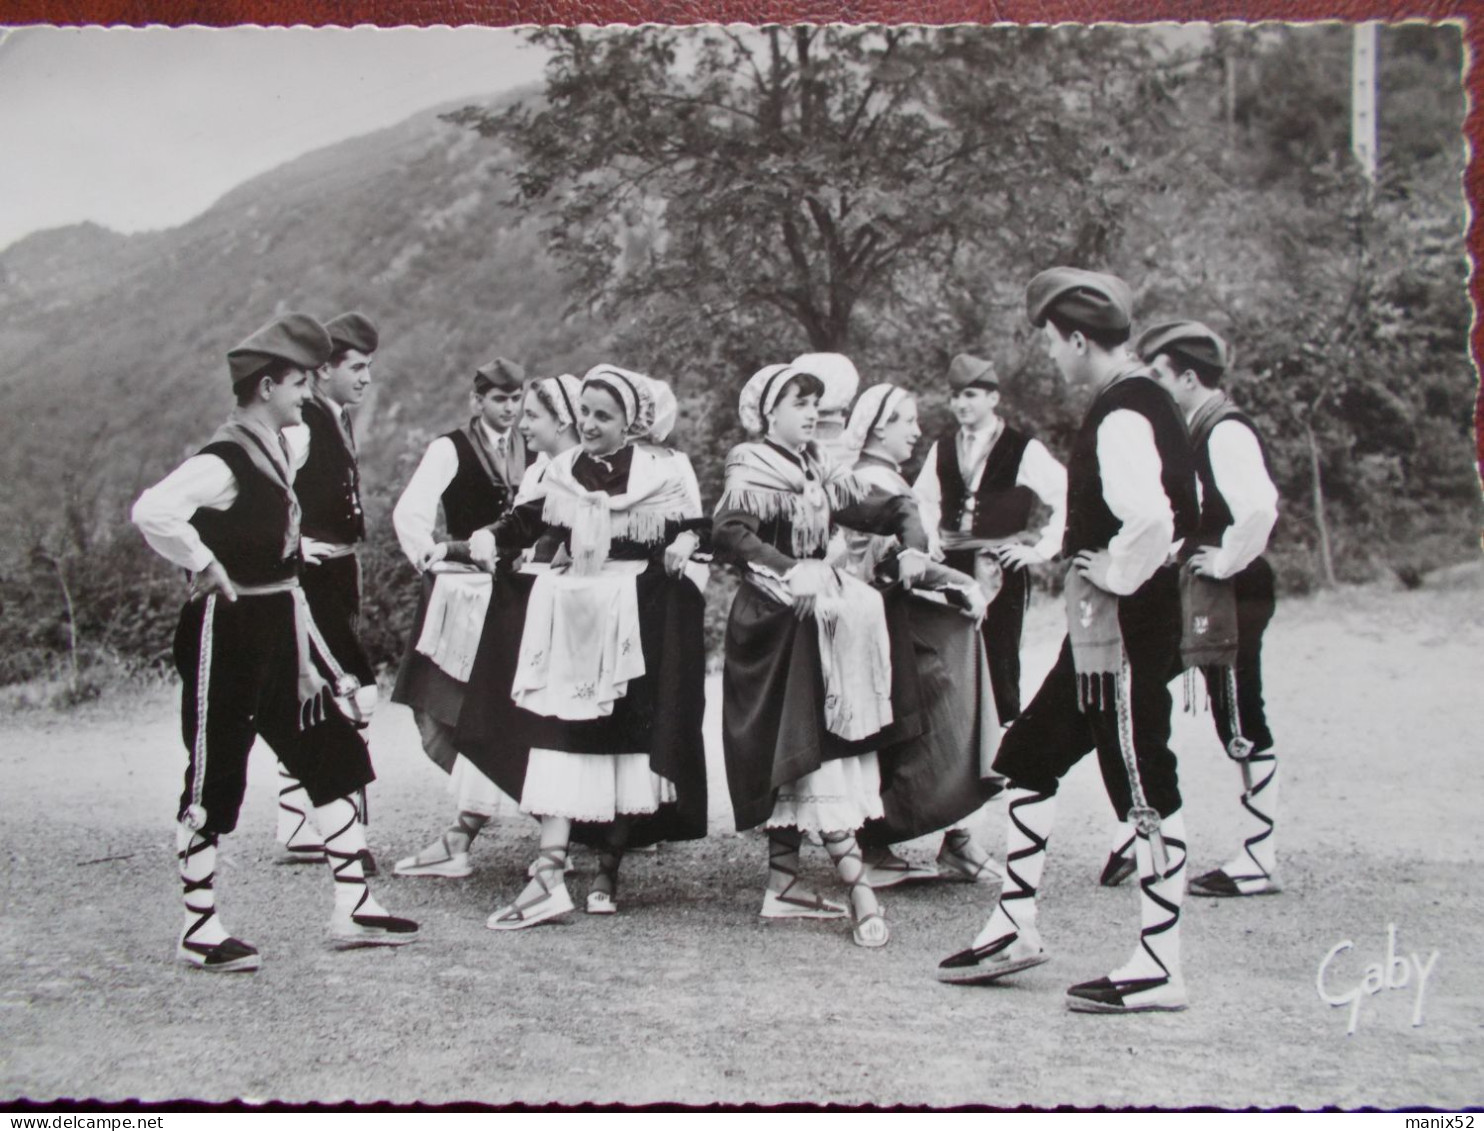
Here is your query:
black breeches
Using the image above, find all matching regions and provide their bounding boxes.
[992,567,1183,821]
[173,592,374,835]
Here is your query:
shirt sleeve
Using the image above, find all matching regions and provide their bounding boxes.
[392,437,459,567]
[1205,420,1279,578]
[1097,409,1175,596]
[912,442,945,557]
[1016,438,1068,562]
[130,454,238,573]
[282,423,311,477]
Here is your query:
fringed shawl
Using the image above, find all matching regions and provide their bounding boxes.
[717,441,870,559]
[540,444,700,575]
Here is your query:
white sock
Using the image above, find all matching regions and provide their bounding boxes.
[177,824,229,948]
[312,797,389,921]
[1111,810,1187,984]
[276,766,323,849]
[1223,753,1279,883]
[971,788,1054,948]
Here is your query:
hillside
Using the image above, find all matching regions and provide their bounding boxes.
[0,85,615,541]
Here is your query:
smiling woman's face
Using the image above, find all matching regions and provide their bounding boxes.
[579,384,627,456]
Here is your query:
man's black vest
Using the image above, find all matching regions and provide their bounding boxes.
[190,440,300,586]
[441,429,515,541]
[297,398,364,544]
[935,424,1037,539]
[1063,373,1198,559]
[1189,402,1272,549]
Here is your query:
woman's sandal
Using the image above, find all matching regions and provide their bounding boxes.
[936,832,1005,884]
[487,849,574,931]
[760,839,846,919]
[586,890,617,915]
[847,863,890,948]
[825,835,890,949]
[864,850,939,889]
[587,847,622,914]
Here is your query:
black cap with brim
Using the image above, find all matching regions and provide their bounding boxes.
[1025,267,1134,333]
[947,353,998,392]
[227,313,333,384]
[325,312,379,356]
[474,357,526,393]
[1136,320,1230,374]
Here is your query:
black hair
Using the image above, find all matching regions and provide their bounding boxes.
[1045,310,1131,351]
[772,371,826,406]
[584,378,631,419]
[1157,345,1224,390]
[232,358,297,407]
[327,345,356,367]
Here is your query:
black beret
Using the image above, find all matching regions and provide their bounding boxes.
[1135,320,1230,375]
[947,353,998,392]
[1025,267,1134,333]
[473,357,526,393]
[227,313,333,384]
[324,312,379,356]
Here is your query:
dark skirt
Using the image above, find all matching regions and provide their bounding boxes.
[454,564,708,848]
[859,594,1005,847]
[721,581,924,832]
[390,573,471,773]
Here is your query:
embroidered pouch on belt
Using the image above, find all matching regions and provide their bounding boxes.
[1064,567,1122,711]
[1178,560,1239,671]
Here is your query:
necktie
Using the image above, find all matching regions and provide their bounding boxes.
[958,430,979,482]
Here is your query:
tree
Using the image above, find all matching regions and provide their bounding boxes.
[446,26,1181,362]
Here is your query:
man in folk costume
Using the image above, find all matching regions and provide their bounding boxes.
[937,268,1199,1013]
[274,312,381,871]
[390,357,532,878]
[914,353,1067,725]
[1136,320,1280,898]
[131,313,418,973]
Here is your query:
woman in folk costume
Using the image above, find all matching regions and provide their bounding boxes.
[455,364,710,928]
[395,373,585,879]
[832,383,1006,889]
[714,363,933,949]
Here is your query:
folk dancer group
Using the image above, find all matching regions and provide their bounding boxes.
[132,263,1282,1014]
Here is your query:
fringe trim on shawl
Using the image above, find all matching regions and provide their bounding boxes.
[715,474,870,559]
[541,488,687,576]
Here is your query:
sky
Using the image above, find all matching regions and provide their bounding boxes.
[0,25,549,251]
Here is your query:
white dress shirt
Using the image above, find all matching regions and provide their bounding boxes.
[1202,419,1279,579]
[392,421,510,567]
[913,423,1068,561]
[131,423,310,573]
[1096,410,1176,596]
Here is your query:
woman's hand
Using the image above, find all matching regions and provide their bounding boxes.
[786,560,839,621]
[896,548,930,588]
[417,542,449,572]
[468,529,498,572]
[963,584,989,623]
[663,530,701,577]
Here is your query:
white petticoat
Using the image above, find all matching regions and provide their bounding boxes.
[448,754,514,818]
[766,753,884,833]
[519,749,677,821]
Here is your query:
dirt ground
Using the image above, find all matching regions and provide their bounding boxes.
[2,571,1482,1110]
